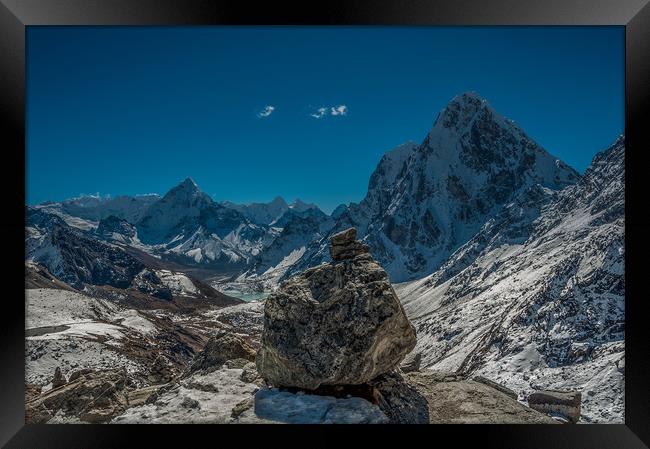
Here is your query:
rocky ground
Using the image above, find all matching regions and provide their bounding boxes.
[23,289,568,424]
[24,230,587,424]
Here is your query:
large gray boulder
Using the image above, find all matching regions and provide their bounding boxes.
[256,228,416,389]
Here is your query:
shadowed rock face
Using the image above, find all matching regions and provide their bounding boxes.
[256,229,416,390]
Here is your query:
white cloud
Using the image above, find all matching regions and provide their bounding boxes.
[257,105,275,118]
[310,107,328,119]
[309,104,348,119]
[330,105,347,116]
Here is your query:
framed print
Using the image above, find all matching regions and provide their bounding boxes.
[1,0,649,447]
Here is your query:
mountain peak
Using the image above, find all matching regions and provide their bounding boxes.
[166,177,202,197]
[159,177,207,205]
[290,199,318,213]
[433,91,494,132]
[179,177,199,190]
[444,91,490,113]
[270,196,288,207]
[456,90,485,101]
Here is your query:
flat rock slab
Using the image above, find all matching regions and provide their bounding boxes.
[472,375,518,400]
[403,372,558,424]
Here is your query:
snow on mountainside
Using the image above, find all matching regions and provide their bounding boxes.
[37,193,160,228]
[221,197,320,226]
[135,178,274,268]
[395,136,625,423]
[287,199,319,213]
[96,215,137,244]
[221,197,290,225]
[286,92,580,283]
[239,207,335,288]
[26,207,242,306]
[26,208,146,290]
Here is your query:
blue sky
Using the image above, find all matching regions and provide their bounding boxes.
[27,26,623,213]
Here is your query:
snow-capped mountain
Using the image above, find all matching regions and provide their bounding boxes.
[330,203,349,220]
[26,206,242,306]
[221,196,289,226]
[287,199,319,213]
[96,215,137,244]
[286,92,580,282]
[26,207,147,290]
[395,136,625,422]
[32,179,305,274]
[135,178,273,268]
[221,197,320,226]
[137,178,242,244]
[241,206,335,286]
[37,193,161,230]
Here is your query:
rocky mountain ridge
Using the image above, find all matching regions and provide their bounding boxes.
[285,92,580,282]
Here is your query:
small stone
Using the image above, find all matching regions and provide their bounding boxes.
[127,386,160,407]
[473,376,518,400]
[400,351,422,373]
[180,397,200,409]
[330,228,357,246]
[240,362,263,384]
[80,407,117,424]
[329,228,371,261]
[68,368,94,382]
[52,367,66,389]
[25,370,128,424]
[231,397,254,419]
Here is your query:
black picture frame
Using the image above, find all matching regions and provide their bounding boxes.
[1,1,649,447]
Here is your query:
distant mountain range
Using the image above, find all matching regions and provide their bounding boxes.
[31,178,330,273]
[27,92,611,290]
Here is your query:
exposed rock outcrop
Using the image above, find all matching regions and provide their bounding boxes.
[148,355,174,384]
[52,366,66,389]
[188,331,256,375]
[400,351,422,373]
[26,369,129,424]
[371,371,557,424]
[256,228,416,389]
[527,390,582,423]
